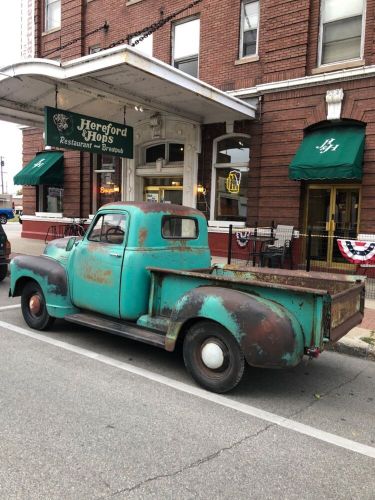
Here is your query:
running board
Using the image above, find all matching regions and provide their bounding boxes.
[65,312,166,349]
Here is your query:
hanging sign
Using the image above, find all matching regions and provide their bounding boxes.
[44,107,133,158]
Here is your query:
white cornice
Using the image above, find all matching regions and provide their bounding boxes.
[230,64,375,98]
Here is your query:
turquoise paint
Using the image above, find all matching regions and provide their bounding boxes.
[198,295,242,342]
[10,261,79,318]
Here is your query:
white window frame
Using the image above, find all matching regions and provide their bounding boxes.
[318,0,366,67]
[239,0,260,59]
[209,133,251,227]
[172,17,200,78]
[45,0,61,32]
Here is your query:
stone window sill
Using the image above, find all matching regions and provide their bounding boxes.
[235,55,259,66]
[312,59,365,75]
[126,0,145,5]
[42,27,61,36]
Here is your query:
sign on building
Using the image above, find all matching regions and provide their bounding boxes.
[44,107,134,158]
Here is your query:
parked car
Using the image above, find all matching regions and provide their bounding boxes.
[0,224,11,281]
[9,203,365,393]
[0,208,15,224]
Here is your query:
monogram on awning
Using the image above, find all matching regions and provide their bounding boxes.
[289,126,365,181]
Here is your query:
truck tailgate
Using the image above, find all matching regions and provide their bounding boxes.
[329,283,365,342]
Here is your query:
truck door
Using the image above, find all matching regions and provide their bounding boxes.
[71,211,127,317]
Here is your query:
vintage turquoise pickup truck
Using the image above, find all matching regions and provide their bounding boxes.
[10,203,365,393]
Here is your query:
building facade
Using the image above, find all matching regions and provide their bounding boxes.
[6,0,375,268]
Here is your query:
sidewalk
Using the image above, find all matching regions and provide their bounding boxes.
[7,229,375,362]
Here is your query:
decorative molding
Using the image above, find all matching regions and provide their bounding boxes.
[150,113,162,139]
[326,89,344,120]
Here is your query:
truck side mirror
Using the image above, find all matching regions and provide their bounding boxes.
[66,237,77,252]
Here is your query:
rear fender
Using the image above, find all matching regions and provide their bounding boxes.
[165,286,305,368]
[10,255,79,318]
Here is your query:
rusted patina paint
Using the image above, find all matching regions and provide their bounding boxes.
[80,264,113,285]
[166,286,304,368]
[138,227,148,247]
[12,255,68,296]
[101,201,201,216]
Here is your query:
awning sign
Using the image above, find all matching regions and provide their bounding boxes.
[44,107,133,158]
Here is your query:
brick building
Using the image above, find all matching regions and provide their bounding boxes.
[1,0,374,268]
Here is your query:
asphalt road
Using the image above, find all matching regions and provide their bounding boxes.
[0,274,375,499]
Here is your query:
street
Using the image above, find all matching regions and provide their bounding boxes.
[0,270,375,499]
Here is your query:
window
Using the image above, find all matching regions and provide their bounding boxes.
[45,0,61,31]
[145,143,184,164]
[96,155,122,208]
[162,216,198,239]
[39,186,64,213]
[210,136,251,224]
[320,0,364,65]
[130,34,153,57]
[173,18,200,77]
[240,0,259,58]
[88,213,127,245]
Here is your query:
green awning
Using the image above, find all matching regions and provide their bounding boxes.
[289,126,365,181]
[13,151,64,186]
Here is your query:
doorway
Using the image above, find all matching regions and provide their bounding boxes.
[144,177,183,204]
[305,185,361,267]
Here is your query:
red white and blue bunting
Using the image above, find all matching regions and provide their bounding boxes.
[337,239,375,264]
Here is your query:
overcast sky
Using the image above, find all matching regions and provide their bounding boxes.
[0,0,22,194]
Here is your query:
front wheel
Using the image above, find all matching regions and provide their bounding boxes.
[21,281,55,330]
[0,214,7,224]
[183,320,245,393]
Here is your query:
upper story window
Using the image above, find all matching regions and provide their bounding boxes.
[145,143,184,164]
[173,18,200,77]
[45,0,61,31]
[130,33,153,57]
[319,0,364,65]
[210,135,251,224]
[240,0,259,58]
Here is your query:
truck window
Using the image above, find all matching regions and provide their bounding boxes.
[162,216,198,239]
[88,213,127,244]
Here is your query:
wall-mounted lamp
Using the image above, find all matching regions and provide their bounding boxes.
[134,105,144,112]
[197,184,206,195]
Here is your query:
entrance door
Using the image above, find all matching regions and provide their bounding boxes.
[144,177,183,204]
[305,185,360,267]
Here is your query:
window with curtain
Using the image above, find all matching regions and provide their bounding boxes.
[45,0,61,31]
[240,0,259,58]
[173,18,200,77]
[320,0,364,65]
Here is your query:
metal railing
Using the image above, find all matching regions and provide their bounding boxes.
[226,224,375,299]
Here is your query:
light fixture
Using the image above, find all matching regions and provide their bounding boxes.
[197,184,206,195]
[134,105,144,112]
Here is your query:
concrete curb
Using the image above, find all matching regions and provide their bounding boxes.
[328,327,375,361]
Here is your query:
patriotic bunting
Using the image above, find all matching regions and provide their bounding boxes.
[337,239,375,264]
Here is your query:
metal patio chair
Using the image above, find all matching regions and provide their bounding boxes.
[259,225,294,268]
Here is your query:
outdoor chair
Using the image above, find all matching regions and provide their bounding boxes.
[259,225,294,268]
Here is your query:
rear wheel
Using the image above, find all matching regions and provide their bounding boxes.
[183,320,244,393]
[0,265,7,282]
[21,281,55,330]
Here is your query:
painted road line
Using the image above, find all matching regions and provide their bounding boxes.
[1,319,375,460]
[0,304,21,311]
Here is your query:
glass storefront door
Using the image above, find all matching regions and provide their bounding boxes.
[305,185,360,267]
[144,177,183,205]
